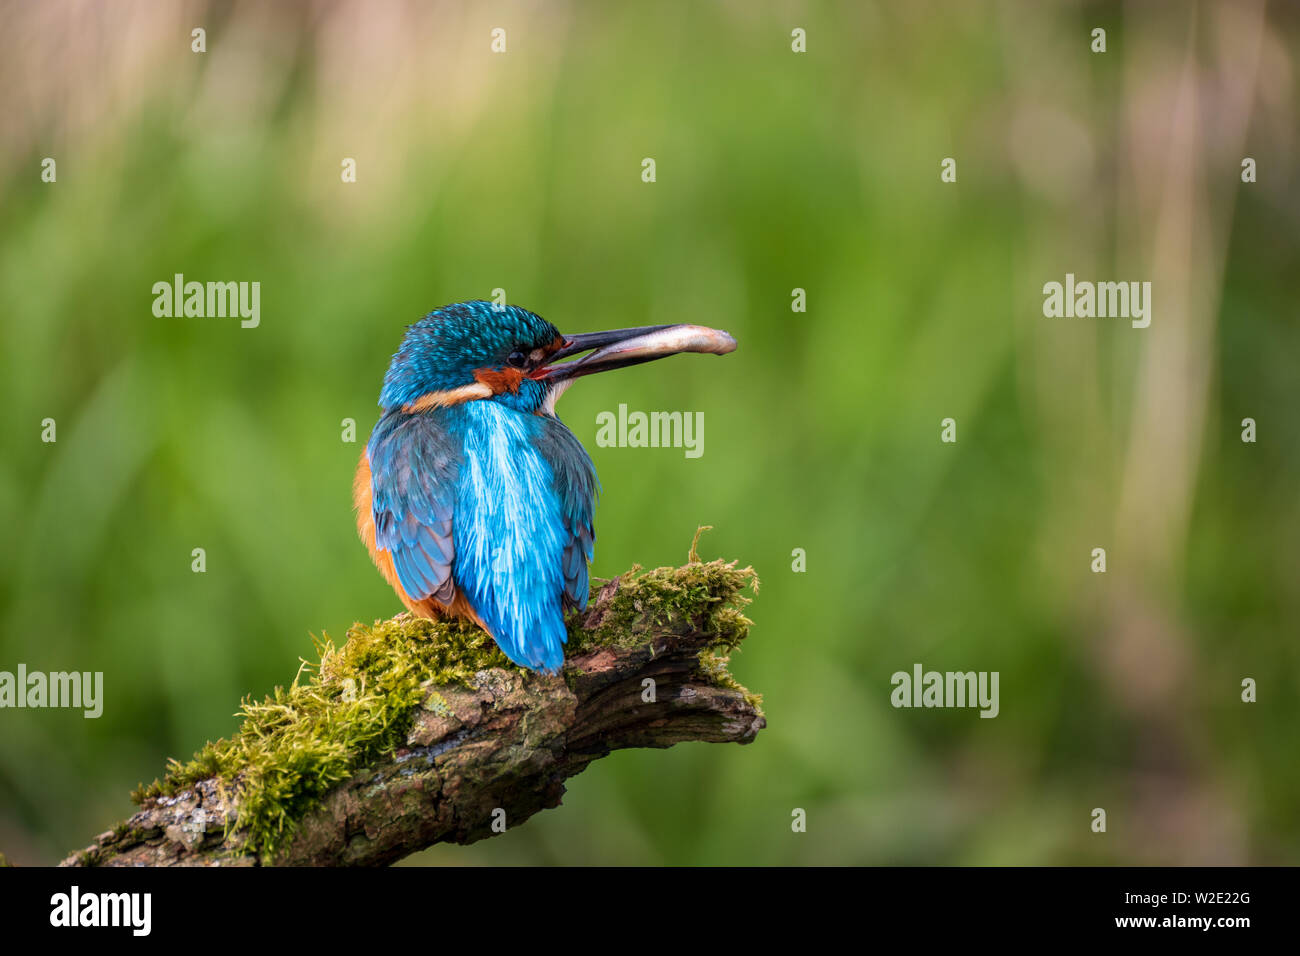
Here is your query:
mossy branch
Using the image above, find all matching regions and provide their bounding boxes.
[61,557,763,867]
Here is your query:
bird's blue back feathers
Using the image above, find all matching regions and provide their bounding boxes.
[366,400,596,672]
[449,401,594,671]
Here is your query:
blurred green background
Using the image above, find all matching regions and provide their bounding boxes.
[1,0,1296,865]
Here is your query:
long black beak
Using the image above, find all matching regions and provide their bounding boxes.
[531,324,737,383]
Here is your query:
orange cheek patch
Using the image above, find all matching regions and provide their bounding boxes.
[473,366,525,394]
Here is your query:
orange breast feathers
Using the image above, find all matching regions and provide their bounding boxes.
[352,450,486,627]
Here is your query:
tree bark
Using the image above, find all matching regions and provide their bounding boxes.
[60,563,763,867]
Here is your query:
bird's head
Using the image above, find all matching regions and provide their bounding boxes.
[379,300,736,415]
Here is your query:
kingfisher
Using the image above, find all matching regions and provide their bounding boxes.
[354,300,736,673]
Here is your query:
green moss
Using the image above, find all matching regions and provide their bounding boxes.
[131,551,759,861]
[569,557,758,653]
[131,613,518,857]
[697,647,764,714]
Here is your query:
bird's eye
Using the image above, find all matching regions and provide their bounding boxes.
[506,349,528,369]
